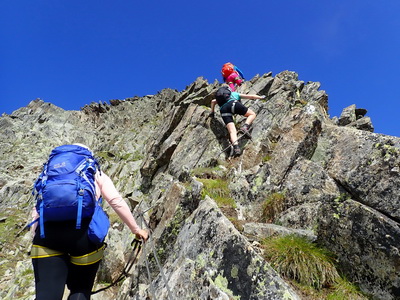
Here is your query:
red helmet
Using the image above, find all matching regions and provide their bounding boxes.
[221,62,235,78]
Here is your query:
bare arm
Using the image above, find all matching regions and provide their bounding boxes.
[211,99,217,112]
[239,94,265,100]
[96,172,148,241]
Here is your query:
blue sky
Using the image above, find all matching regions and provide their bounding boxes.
[1,0,399,137]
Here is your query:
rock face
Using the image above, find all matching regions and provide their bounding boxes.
[0,70,399,299]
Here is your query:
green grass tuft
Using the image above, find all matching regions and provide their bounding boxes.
[327,277,368,300]
[197,178,236,209]
[261,192,285,222]
[191,166,226,179]
[262,155,272,162]
[262,235,340,290]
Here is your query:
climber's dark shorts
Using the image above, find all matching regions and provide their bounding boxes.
[31,219,104,300]
[220,101,248,125]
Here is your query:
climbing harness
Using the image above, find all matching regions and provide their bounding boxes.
[71,244,106,266]
[220,100,238,119]
[30,244,106,266]
[30,245,64,259]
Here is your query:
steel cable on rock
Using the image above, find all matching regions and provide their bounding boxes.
[135,203,174,300]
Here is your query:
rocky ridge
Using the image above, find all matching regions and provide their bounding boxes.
[0,70,399,299]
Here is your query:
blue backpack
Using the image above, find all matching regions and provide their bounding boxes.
[33,144,101,239]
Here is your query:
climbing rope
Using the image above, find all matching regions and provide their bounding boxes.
[217,132,247,157]
[91,200,174,299]
[91,239,142,295]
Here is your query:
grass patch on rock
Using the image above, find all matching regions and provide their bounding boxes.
[193,167,243,231]
[326,277,368,300]
[262,234,368,299]
[191,166,227,179]
[262,234,339,290]
[197,178,236,209]
[261,192,285,222]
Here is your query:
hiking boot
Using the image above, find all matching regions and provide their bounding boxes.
[233,144,241,157]
[240,124,251,138]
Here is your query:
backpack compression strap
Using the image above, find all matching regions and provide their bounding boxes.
[75,158,99,229]
[39,199,45,238]
[76,181,84,229]
[37,168,48,239]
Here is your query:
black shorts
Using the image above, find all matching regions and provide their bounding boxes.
[31,219,104,300]
[220,101,248,125]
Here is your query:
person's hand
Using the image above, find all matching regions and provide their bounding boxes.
[136,229,149,242]
[209,112,215,118]
[260,95,266,99]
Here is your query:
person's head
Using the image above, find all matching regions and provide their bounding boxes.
[221,62,234,78]
[73,143,93,154]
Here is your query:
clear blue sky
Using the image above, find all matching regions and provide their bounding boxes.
[1,0,399,137]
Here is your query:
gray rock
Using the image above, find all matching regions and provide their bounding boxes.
[338,104,357,126]
[121,199,300,300]
[338,104,372,131]
[1,71,399,300]
[348,116,374,132]
[318,199,400,300]
[243,222,317,242]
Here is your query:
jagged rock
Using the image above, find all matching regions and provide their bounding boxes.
[318,199,400,300]
[240,72,274,96]
[320,126,400,219]
[338,104,357,126]
[96,226,128,283]
[301,81,328,111]
[243,222,316,242]
[331,115,339,125]
[267,106,323,187]
[277,157,341,230]
[268,71,301,101]
[340,104,374,132]
[1,71,399,300]
[348,116,374,132]
[313,125,400,299]
[109,99,125,106]
[121,199,300,299]
[338,104,373,132]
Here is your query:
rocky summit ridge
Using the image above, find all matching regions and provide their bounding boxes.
[0,70,399,299]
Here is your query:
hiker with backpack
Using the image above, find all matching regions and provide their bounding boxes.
[210,85,265,156]
[221,62,245,91]
[30,144,148,300]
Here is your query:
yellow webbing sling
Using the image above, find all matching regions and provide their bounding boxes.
[30,245,64,259]
[70,244,106,266]
[30,244,106,266]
